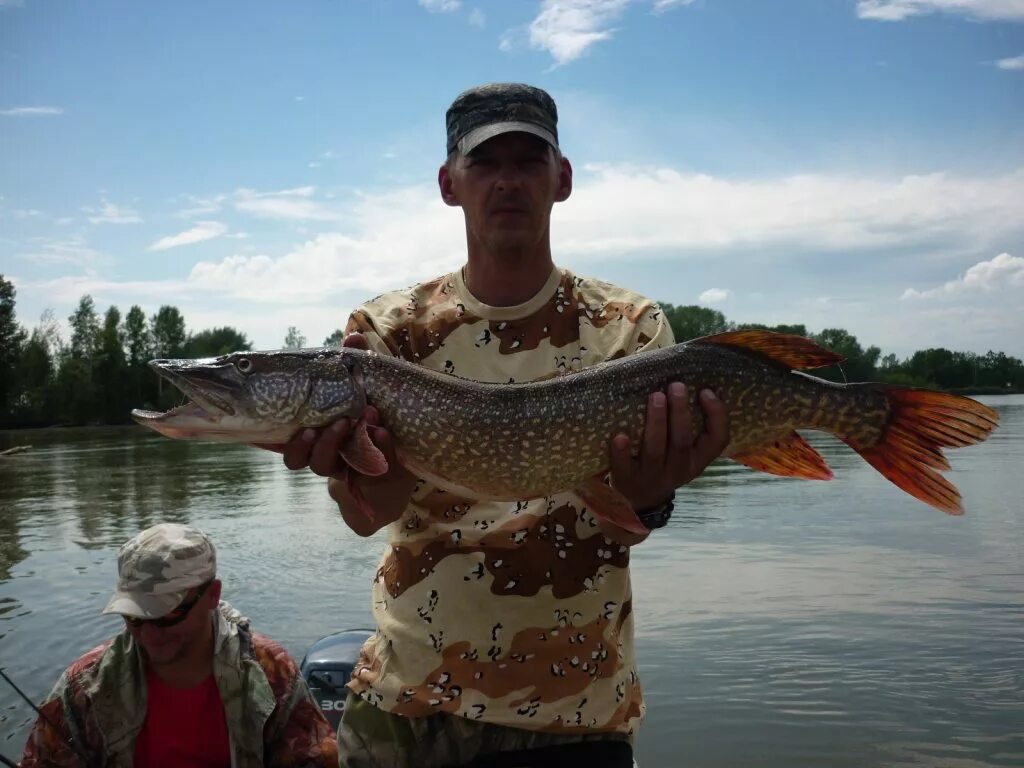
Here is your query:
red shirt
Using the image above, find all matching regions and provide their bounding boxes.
[133,667,231,768]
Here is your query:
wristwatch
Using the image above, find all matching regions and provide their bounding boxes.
[637,498,674,530]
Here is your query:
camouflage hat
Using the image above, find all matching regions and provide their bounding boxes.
[103,523,217,619]
[446,82,559,157]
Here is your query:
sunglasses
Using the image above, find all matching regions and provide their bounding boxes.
[124,580,212,629]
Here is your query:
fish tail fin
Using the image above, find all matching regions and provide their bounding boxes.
[842,387,999,515]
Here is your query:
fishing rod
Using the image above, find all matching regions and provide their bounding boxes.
[0,667,94,767]
[0,750,18,768]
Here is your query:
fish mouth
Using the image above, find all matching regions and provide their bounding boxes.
[130,359,248,440]
[148,359,240,417]
[130,401,296,443]
[131,401,221,438]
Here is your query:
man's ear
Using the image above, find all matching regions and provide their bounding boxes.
[554,156,573,203]
[438,164,459,207]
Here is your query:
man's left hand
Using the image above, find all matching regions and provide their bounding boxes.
[607,382,729,538]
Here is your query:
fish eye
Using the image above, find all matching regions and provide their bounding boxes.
[236,358,253,374]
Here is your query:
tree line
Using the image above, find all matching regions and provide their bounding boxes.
[660,303,1024,394]
[0,276,1020,428]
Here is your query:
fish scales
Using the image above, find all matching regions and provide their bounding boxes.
[353,340,886,500]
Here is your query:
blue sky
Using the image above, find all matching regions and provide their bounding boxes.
[2,0,1023,358]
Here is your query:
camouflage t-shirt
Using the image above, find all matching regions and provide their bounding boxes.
[344,265,674,735]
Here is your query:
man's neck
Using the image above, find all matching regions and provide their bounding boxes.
[463,248,555,308]
[148,620,216,688]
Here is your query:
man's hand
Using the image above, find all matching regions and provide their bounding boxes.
[258,333,417,536]
[603,382,729,543]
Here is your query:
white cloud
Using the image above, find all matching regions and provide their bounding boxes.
[419,0,460,11]
[528,0,631,65]
[161,166,1024,307]
[17,236,107,267]
[652,0,696,13]
[176,193,227,218]
[698,288,731,304]
[188,186,462,303]
[83,201,143,224]
[148,221,228,252]
[901,252,1024,299]
[856,0,1024,21]
[997,54,1024,70]
[20,165,1024,351]
[469,7,486,26]
[234,186,341,221]
[553,165,1024,255]
[0,105,63,116]
[32,274,185,304]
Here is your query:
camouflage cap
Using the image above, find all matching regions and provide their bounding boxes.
[446,82,559,157]
[102,523,217,619]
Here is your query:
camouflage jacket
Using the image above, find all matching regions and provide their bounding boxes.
[20,602,338,768]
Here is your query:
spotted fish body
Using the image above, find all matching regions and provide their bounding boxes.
[359,339,857,497]
[132,330,999,527]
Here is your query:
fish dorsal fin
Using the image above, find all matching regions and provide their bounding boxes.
[340,419,389,477]
[697,330,843,370]
[730,431,834,480]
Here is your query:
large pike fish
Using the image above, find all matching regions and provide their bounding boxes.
[131,330,999,532]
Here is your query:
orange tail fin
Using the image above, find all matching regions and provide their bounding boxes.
[843,388,999,515]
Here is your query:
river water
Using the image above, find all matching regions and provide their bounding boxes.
[1,395,1022,766]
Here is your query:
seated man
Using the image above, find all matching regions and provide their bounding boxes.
[20,523,338,767]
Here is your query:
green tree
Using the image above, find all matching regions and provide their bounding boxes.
[813,328,880,382]
[737,322,809,337]
[69,295,100,359]
[123,305,153,410]
[149,306,187,410]
[96,306,129,423]
[185,327,252,357]
[906,348,978,390]
[284,326,306,349]
[659,304,732,343]
[124,305,151,367]
[0,275,28,420]
[150,306,187,358]
[324,329,345,348]
[60,296,103,423]
[14,327,55,422]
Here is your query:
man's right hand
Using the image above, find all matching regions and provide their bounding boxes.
[277,333,417,536]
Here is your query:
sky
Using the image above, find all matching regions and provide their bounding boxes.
[1,0,1023,359]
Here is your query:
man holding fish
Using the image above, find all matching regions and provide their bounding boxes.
[282,83,731,766]
[129,81,997,765]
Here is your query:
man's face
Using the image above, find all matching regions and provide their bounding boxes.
[125,579,221,667]
[440,132,572,255]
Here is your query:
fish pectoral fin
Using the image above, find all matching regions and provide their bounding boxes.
[345,473,376,521]
[730,431,834,480]
[697,329,844,370]
[340,419,389,477]
[578,476,647,535]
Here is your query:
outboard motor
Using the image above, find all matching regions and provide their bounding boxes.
[300,628,373,730]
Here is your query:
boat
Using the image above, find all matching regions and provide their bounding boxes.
[300,628,373,730]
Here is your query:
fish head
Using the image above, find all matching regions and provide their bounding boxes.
[131,348,367,443]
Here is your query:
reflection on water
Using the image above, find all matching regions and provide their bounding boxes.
[1,397,1023,765]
